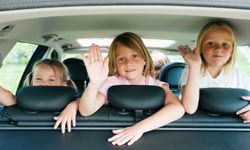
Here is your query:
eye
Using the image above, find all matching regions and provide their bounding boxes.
[207,41,214,46]
[154,66,161,71]
[117,57,126,63]
[222,42,232,48]
[131,54,139,59]
[35,77,41,81]
[49,78,55,82]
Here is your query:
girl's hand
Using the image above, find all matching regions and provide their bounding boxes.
[236,96,250,123]
[178,45,201,68]
[53,101,77,133]
[108,126,144,146]
[81,44,109,87]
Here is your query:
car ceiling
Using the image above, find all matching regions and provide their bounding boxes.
[0,5,250,53]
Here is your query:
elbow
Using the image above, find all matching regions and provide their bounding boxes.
[4,98,16,106]
[178,104,185,118]
[79,108,93,117]
[184,107,197,115]
[181,100,198,115]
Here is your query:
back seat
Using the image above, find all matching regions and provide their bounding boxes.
[63,58,89,97]
[0,86,249,130]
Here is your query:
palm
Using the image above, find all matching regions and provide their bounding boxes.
[178,45,201,67]
[82,44,109,86]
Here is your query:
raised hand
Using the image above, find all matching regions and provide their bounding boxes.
[81,44,109,87]
[178,45,201,68]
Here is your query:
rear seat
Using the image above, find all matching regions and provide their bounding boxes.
[63,58,89,97]
[1,86,249,130]
[159,62,186,97]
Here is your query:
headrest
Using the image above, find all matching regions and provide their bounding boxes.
[63,58,88,81]
[16,86,76,111]
[159,62,185,89]
[199,88,250,115]
[107,85,165,110]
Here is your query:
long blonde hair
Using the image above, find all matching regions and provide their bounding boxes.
[24,59,77,90]
[108,32,155,77]
[196,20,236,75]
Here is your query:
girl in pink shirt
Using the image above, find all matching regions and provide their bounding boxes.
[79,32,184,146]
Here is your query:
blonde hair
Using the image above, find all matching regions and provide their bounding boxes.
[108,32,154,77]
[24,59,77,90]
[196,20,236,75]
[151,51,170,69]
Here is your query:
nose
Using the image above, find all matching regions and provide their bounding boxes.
[125,58,133,66]
[38,81,48,86]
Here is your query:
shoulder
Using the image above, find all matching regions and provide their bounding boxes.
[146,76,169,88]
[102,76,125,86]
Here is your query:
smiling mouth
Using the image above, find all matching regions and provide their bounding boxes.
[125,69,136,73]
[213,55,222,57]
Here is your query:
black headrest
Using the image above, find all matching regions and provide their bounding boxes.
[63,58,88,81]
[199,88,250,115]
[107,85,165,110]
[159,62,186,89]
[16,86,76,111]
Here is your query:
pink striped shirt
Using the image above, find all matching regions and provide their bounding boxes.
[99,76,168,104]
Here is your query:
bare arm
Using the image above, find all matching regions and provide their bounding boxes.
[78,44,109,116]
[131,85,184,132]
[178,45,201,114]
[0,85,16,106]
[108,85,185,146]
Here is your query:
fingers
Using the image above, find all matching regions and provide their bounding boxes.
[239,111,250,123]
[67,118,71,132]
[53,116,61,129]
[242,96,250,101]
[53,115,75,134]
[108,130,124,142]
[237,104,250,115]
[112,129,123,134]
[127,136,140,146]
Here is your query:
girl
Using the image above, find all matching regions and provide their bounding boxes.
[79,32,184,146]
[179,20,250,122]
[0,59,78,133]
[151,51,170,79]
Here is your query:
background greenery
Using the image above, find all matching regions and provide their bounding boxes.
[0,42,36,93]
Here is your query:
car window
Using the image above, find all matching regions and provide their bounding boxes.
[236,46,250,75]
[0,42,37,93]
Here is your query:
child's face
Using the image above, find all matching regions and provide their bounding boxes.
[201,27,233,68]
[32,64,64,86]
[115,45,146,84]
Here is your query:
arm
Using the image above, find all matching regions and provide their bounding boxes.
[178,45,201,114]
[108,85,185,146]
[78,44,109,116]
[0,85,16,106]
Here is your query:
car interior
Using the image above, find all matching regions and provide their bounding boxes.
[1,1,250,150]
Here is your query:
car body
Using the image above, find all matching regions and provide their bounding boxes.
[1,0,250,150]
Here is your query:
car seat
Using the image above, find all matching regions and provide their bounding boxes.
[63,58,89,97]
[159,62,186,97]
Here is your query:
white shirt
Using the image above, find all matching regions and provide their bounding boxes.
[181,67,250,90]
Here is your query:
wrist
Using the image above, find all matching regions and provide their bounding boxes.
[88,81,101,90]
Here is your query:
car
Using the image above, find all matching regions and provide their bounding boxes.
[1,0,250,150]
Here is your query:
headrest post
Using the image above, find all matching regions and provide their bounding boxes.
[134,110,143,122]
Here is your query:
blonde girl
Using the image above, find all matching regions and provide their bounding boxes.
[79,32,184,146]
[179,20,250,121]
[0,59,78,133]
